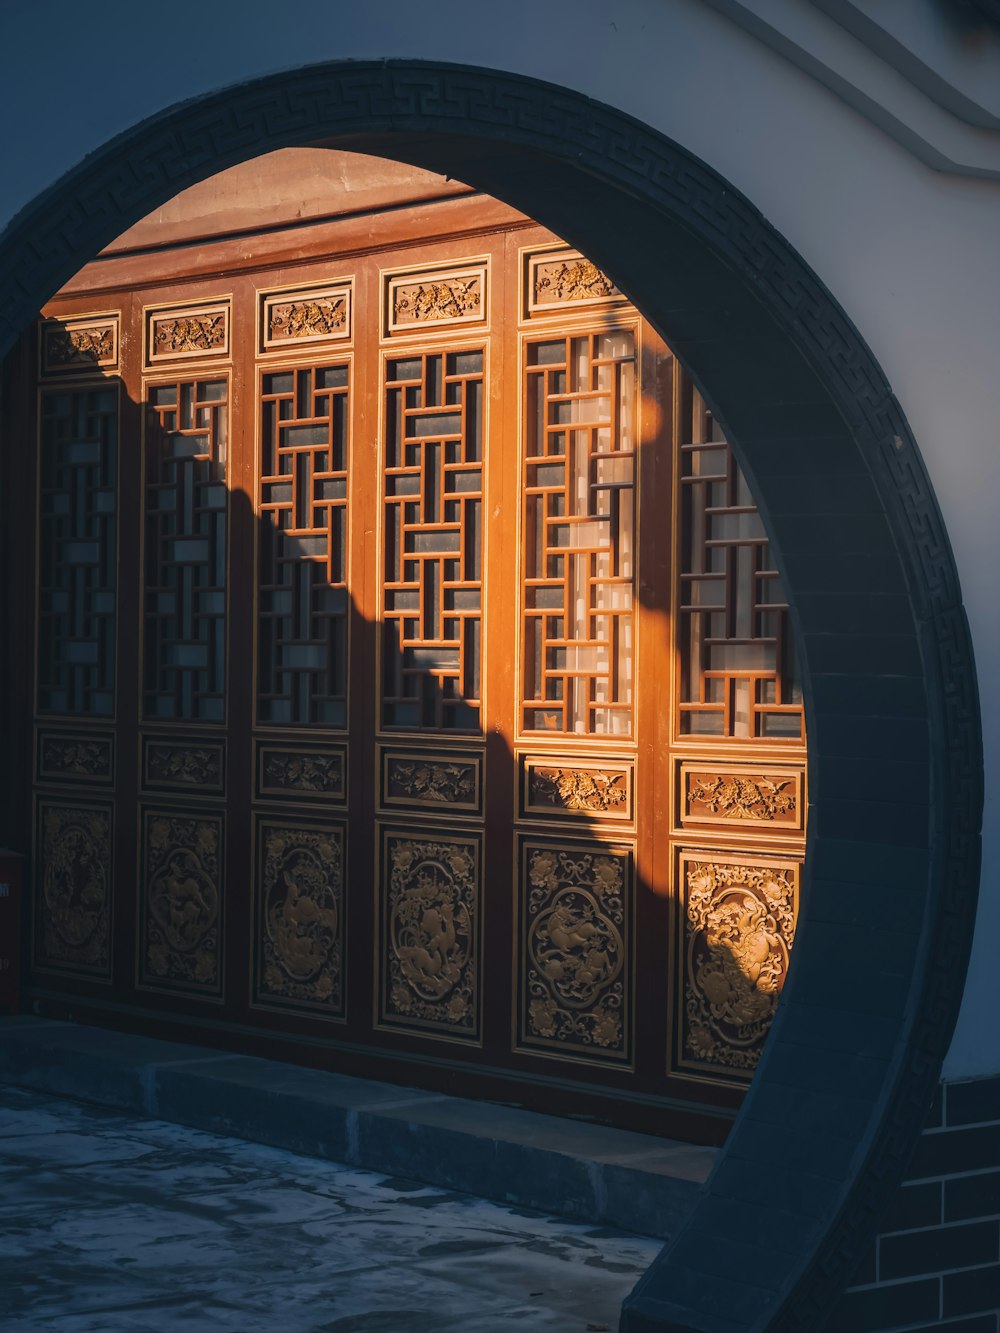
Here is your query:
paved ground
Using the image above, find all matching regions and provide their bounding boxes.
[0,1084,660,1332]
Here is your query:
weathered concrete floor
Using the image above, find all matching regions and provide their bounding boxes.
[0,1085,661,1332]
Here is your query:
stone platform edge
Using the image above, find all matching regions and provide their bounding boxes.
[0,1016,714,1241]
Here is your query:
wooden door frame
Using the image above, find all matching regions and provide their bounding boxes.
[0,61,982,1333]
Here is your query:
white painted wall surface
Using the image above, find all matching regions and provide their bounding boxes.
[1,0,996,1078]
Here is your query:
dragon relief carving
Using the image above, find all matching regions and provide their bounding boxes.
[387,758,476,806]
[41,736,111,781]
[393,278,481,324]
[45,324,116,366]
[263,751,344,796]
[38,805,111,972]
[683,859,797,1073]
[143,815,221,992]
[385,837,478,1032]
[268,297,346,341]
[147,744,222,787]
[259,826,343,1010]
[688,773,796,822]
[523,847,628,1058]
[535,258,616,304]
[529,766,627,814]
[153,313,226,355]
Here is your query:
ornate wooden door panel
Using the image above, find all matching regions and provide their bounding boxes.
[21,204,808,1136]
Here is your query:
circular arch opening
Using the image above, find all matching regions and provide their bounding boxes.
[0,61,981,1332]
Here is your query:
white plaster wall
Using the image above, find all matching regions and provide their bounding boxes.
[2,0,996,1078]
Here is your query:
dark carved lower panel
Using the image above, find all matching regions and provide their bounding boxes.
[255,740,346,804]
[36,729,114,786]
[517,838,633,1066]
[378,827,481,1041]
[253,818,346,1018]
[138,809,223,998]
[676,850,799,1080]
[379,745,482,816]
[142,735,225,795]
[33,799,113,978]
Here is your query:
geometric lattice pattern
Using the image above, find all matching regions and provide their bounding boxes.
[37,387,118,716]
[143,379,228,722]
[521,331,635,736]
[677,383,803,740]
[258,365,350,727]
[381,351,483,731]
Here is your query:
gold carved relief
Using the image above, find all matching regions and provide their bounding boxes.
[683,767,800,827]
[524,761,631,821]
[35,802,112,976]
[381,749,480,814]
[257,744,346,803]
[386,266,486,334]
[381,832,480,1038]
[527,251,620,314]
[256,821,344,1015]
[141,812,222,995]
[41,316,119,374]
[680,854,798,1076]
[144,739,224,793]
[38,731,113,784]
[146,303,230,364]
[266,289,352,349]
[521,842,631,1063]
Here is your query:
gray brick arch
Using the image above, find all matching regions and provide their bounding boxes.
[0,60,982,1333]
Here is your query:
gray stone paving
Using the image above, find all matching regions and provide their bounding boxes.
[0,1084,661,1332]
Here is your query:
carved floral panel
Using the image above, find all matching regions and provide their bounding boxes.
[143,737,225,795]
[37,730,114,785]
[678,851,799,1078]
[140,810,223,997]
[146,302,230,365]
[680,765,803,832]
[256,743,346,804]
[254,820,345,1016]
[519,840,632,1064]
[41,315,119,375]
[386,264,487,334]
[523,758,632,823]
[379,829,481,1040]
[261,284,351,351]
[34,800,113,977]
[381,748,481,815]
[526,249,620,316]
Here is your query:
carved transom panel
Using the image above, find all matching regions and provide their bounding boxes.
[37,730,114,786]
[41,314,119,375]
[681,764,802,831]
[254,820,345,1016]
[256,742,347,804]
[261,283,352,352]
[679,852,798,1078]
[523,758,632,822]
[380,747,481,815]
[379,830,481,1040]
[385,264,487,335]
[34,800,113,977]
[142,737,225,795]
[519,840,632,1064]
[140,811,223,996]
[146,302,230,365]
[526,250,620,317]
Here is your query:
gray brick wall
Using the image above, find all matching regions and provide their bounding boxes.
[828,1076,1000,1332]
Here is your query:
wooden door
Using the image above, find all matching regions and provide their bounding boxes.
[19,205,807,1139]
